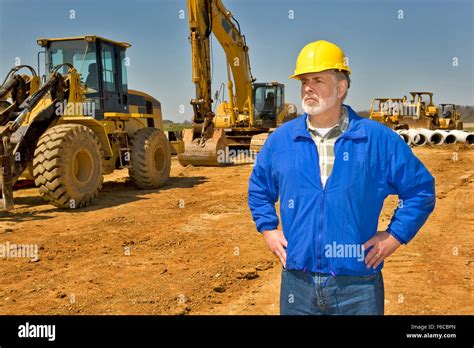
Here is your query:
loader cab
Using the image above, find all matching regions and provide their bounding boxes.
[253,82,285,128]
[38,36,130,120]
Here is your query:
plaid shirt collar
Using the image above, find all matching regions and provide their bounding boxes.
[306,105,350,137]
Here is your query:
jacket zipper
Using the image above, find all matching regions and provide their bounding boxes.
[318,190,324,270]
[317,137,325,271]
[316,135,346,272]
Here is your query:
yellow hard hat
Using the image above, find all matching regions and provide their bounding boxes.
[290,40,351,79]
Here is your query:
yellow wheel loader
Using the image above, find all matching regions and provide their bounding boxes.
[177,0,297,166]
[0,36,171,211]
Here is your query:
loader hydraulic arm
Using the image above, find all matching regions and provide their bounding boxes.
[187,0,254,138]
[0,65,40,125]
[0,65,70,210]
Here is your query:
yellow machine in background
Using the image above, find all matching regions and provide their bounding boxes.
[369,97,408,130]
[178,0,297,166]
[438,103,463,130]
[369,91,463,131]
[0,36,171,210]
[403,92,440,129]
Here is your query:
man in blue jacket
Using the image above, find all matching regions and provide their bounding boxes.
[248,40,436,315]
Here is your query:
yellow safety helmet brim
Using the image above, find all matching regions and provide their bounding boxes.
[289,66,352,79]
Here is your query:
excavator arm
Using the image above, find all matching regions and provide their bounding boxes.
[188,0,254,129]
[179,0,255,166]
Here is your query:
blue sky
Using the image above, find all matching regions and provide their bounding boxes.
[0,0,472,122]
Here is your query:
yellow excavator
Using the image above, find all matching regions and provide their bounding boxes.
[178,0,297,166]
[0,36,171,211]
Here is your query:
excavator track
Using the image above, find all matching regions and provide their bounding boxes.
[249,132,269,154]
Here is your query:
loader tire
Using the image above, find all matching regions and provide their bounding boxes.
[33,124,104,209]
[129,127,171,189]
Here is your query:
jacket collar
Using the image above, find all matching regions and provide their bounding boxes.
[292,104,367,141]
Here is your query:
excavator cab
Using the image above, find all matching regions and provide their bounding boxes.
[253,82,284,128]
[38,36,130,120]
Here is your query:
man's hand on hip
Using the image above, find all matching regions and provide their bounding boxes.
[262,229,287,268]
[364,231,402,269]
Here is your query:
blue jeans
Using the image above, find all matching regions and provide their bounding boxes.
[280,268,384,315]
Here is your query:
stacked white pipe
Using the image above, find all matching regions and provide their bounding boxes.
[443,130,474,145]
[395,129,474,146]
[395,129,427,146]
[427,130,450,145]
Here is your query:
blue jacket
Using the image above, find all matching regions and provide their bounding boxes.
[248,105,435,276]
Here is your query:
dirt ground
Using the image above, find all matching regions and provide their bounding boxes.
[0,145,472,315]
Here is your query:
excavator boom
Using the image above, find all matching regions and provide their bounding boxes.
[178,0,255,166]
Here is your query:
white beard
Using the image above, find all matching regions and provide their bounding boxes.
[301,88,338,116]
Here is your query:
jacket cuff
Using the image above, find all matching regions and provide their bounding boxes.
[387,227,408,245]
[257,224,279,234]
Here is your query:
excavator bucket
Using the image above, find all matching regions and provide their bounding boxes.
[178,128,228,166]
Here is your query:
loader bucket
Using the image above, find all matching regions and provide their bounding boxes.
[177,128,228,166]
